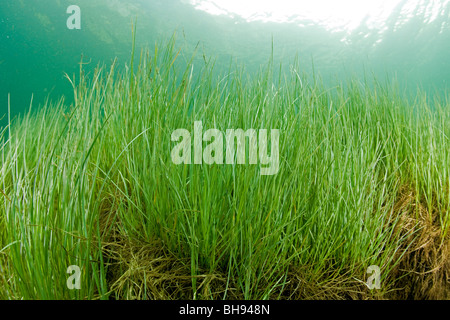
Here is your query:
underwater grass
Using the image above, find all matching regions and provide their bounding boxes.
[0,33,449,300]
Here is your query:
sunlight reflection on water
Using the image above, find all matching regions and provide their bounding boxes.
[186,0,449,38]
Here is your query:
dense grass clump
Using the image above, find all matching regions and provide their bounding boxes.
[1,35,449,300]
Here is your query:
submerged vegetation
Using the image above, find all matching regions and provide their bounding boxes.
[0,34,449,300]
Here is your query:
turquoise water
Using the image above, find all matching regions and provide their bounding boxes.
[1,0,449,128]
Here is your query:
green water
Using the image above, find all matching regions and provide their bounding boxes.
[1,0,449,128]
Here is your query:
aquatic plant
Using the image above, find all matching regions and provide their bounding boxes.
[0,33,449,300]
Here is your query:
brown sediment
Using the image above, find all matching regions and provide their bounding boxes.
[271,264,375,300]
[102,236,244,300]
[96,196,241,300]
[386,184,450,299]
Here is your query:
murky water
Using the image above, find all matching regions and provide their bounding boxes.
[1,0,449,128]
